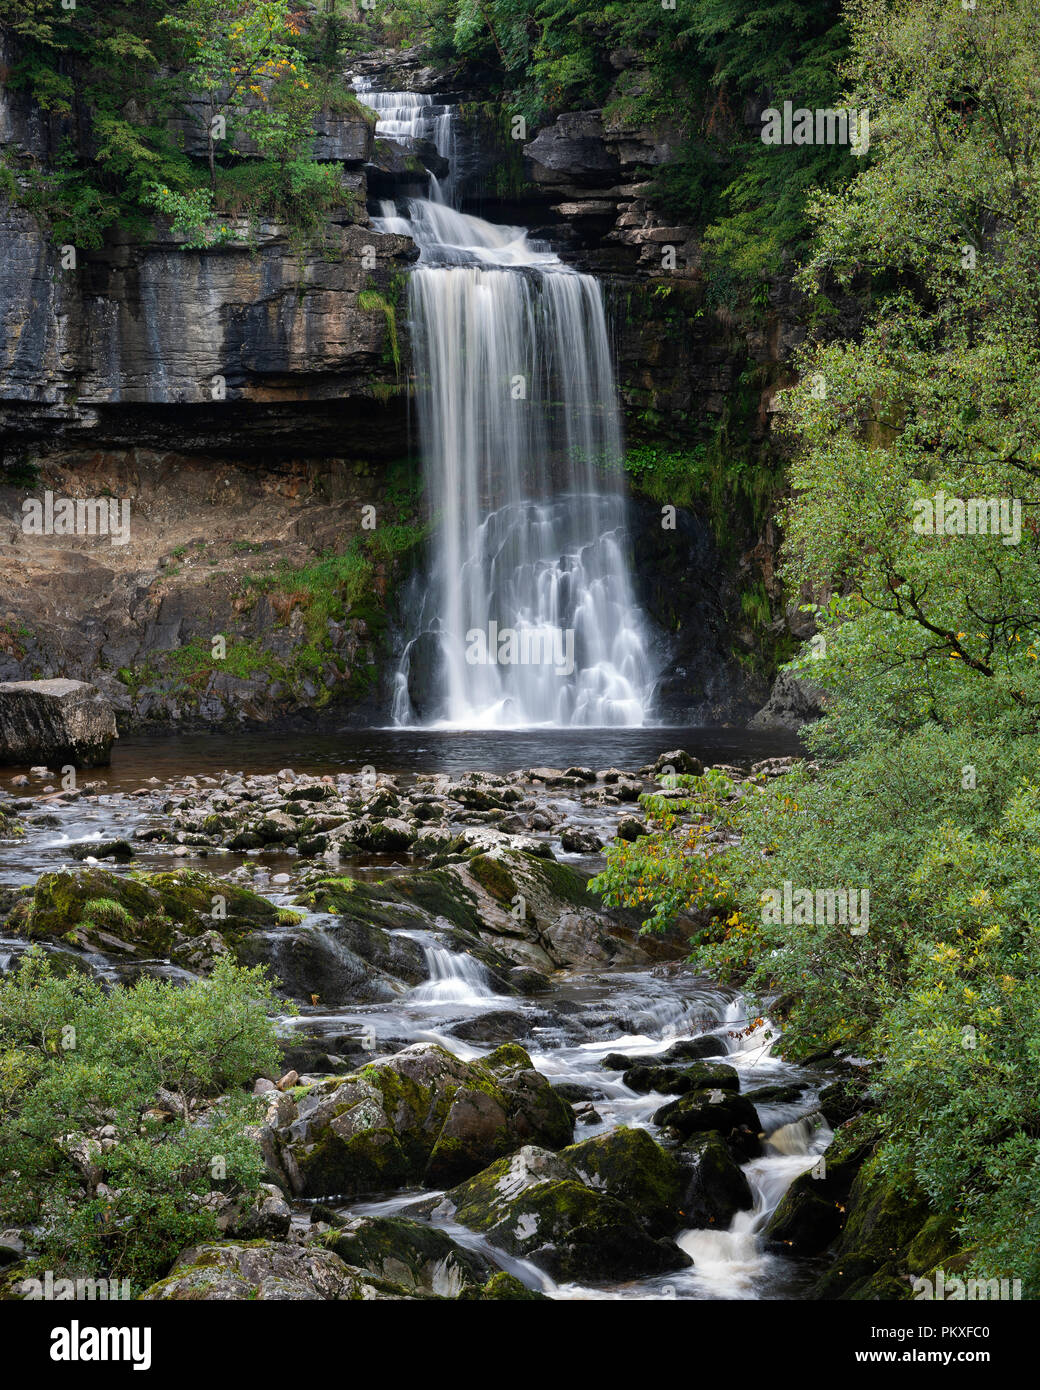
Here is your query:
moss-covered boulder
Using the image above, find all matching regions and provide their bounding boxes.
[141,1241,366,1300]
[293,849,671,973]
[461,1271,548,1300]
[764,1116,877,1257]
[561,1127,682,1237]
[440,1145,692,1281]
[623,1060,740,1096]
[12,866,288,963]
[680,1132,754,1230]
[281,1042,575,1198]
[653,1087,760,1140]
[811,1142,934,1299]
[324,1215,492,1296]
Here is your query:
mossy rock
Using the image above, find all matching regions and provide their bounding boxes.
[324,1215,491,1295]
[294,876,360,912]
[444,1146,691,1281]
[467,853,519,903]
[764,1123,876,1256]
[813,1150,933,1299]
[562,1127,682,1237]
[285,1043,574,1198]
[464,1271,548,1300]
[389,867,487,935]
[295,1125,412,1200]
[623,1060,740,1096]
[680,1131,753,1230]
[24,869,172,952]
[906,1213,965,1278]
[140,869,284,933]
[653,1087,759,1139]
[140,1240,362,1300]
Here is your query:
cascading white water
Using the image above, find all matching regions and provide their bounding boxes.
[354,77,456,204]
[411,943,496,1004]
[359,83,654,729]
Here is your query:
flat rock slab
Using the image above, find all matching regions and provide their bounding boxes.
[0,679,117,767]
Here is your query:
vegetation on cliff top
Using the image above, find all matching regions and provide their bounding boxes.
[0,0,367,246]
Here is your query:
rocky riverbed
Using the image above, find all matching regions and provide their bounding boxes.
[0,736,947,1301]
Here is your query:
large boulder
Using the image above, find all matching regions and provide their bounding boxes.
[0,679,117,767]
[323,1215,493,1297]
[622,1060,740,1097]
[141,1241,365,1301]
[278,1042,575,1198]
[5,865,288,963]
[437,1145,691,1281]
[653,1087,760,1140]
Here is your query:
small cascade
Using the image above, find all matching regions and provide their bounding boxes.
[411,943,496,1004]
[366,85,654,729]
[354,77,456,204]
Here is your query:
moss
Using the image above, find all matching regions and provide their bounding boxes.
[467,1272,548,1301]
[25,869,168,946]
[483,1043,534,1074]
[564,1127,682,1237]
[325,1215,487,1293]
[390,869,485,935]
[140,870,283,930]
[522,854,593,908]
[448,1164,686,1281]
[906,1213,965,1278]
[81,896,133,927]
[813,1150,933,1299]
[295,1126,410,1199]
[467,854,519,904]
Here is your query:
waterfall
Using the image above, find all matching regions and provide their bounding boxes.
[411,943,495,1004]
[354,77,456,204]
[360,83,654,729]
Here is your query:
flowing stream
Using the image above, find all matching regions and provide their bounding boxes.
[1,727,822,1299]
[357,82,654,729]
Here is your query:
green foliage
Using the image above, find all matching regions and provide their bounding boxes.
[594,0,1040,1293]
[358,289,401,373]
[1,0,359,249]
[375,0,852,282]
[0,952,280,1290]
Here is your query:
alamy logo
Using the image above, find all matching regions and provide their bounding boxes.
[760,101,870,155]
[50,1320,151,1371]
[912,491,1021,545]
[761,880,870,934]
[20,491,131,546]
[465,620,575,677]
[912,1267,1021,1301]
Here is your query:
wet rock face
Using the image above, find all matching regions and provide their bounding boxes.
[0,31,412,455]
[0,678,116,766]
[750,669,827,731]
[0,197,416,450]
